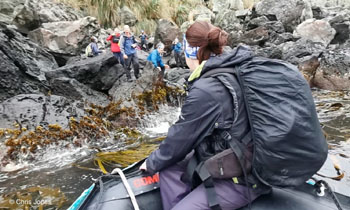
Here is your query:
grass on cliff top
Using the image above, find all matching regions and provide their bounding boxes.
[56,0,200,33]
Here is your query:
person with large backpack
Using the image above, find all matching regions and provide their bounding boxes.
[107,28,124,67]
[85,36,102,57]
[119,25,140,82]
[140,20,328,210]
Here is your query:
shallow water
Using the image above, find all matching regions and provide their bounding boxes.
[0,91,349,209]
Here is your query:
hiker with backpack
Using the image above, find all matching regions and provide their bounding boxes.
[107,28,124,66]
[119,25,140,82]
[147,42,170,80]
[86,36,103,57]
[140,20,328,210]
[139,30,148,51]
[172,37,185,68]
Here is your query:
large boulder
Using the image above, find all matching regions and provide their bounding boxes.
[280,38,326,65]
[307,0,350,7]
[45,52,124,92]
[154,19,182,52]
[0,23,58,102]
[50,78,110,106]
[0,0,24,24]
[313,48,350,90]
[214,9,244,47]
[212,0,244,13]
[189,5,215,23]
[119,6,137,26]
[137,50,150,70]
[294,19,336,46]
[0,94,84,130]
[28,16,100,56]
[254,0,313,32]
[11,0,83,34]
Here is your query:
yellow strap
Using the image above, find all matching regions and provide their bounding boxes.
[232,177,239,184]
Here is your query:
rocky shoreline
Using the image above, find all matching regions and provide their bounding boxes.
[1,0,350,164]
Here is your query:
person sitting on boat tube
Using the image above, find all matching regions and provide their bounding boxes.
[140,21,268,210]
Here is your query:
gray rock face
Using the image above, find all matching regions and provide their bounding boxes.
[50,78,110,106]
[137,50,150,70]
[119,6,137,26]
[10,0,83,34]
[46,52,124,92]
[0,23,58,102]
[0,94,84,130]
[255,0,313,32]
[28,16,100,56]
[294,19,336,46]
[165,68,190,85]
[237,26,270,45]
[154,19,182,52]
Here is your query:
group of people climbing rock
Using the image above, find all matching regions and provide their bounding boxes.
[87,24,186,82]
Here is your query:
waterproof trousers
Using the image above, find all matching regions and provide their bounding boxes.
[174,52,184,68]
[113,52,125,66]
[125,53,140,79]
[159,158,261,210]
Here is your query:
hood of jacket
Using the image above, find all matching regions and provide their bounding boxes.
[201,45,254,76]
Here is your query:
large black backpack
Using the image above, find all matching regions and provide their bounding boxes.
[201,56,328,188]
[112,35,120,43]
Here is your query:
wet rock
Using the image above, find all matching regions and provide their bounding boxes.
[50,78,110,106]
[297,56,320,85]
[109,62,159,103]
[0,23,57,102]
[254,0,313,32]
[46,52,124,92]
[313,49,350,91]
[154,19,182,52]
[294,19,336,46]
[0,94,84,130]
[28,16,100,56]
[11,0,83,34]
[119,6,137,26]
[330,22,350,45]
[189,5,215,23]
[165,68,190,85]
[312,6,328,20]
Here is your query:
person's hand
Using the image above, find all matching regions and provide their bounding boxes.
[165,65,170,69]
[123,54,128,59]
[157,67,161,71]
[131,43,137,48]
[139,161,147,171]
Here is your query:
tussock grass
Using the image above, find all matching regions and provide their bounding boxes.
[56,0,199,34]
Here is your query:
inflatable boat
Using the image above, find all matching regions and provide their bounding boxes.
[68,158,350,210]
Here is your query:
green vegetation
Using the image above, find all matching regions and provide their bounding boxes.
[56,0,200,34]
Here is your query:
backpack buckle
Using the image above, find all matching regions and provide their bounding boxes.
[221,131,232,141]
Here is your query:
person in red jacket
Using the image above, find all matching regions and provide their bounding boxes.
[107,28,125,67]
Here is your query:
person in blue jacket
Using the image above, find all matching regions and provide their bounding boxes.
[147,42,169,79]
[119,25,140,82]
[172,38,185,68]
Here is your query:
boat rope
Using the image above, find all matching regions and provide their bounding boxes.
[316,180,344,210]
[112,168,140,210]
